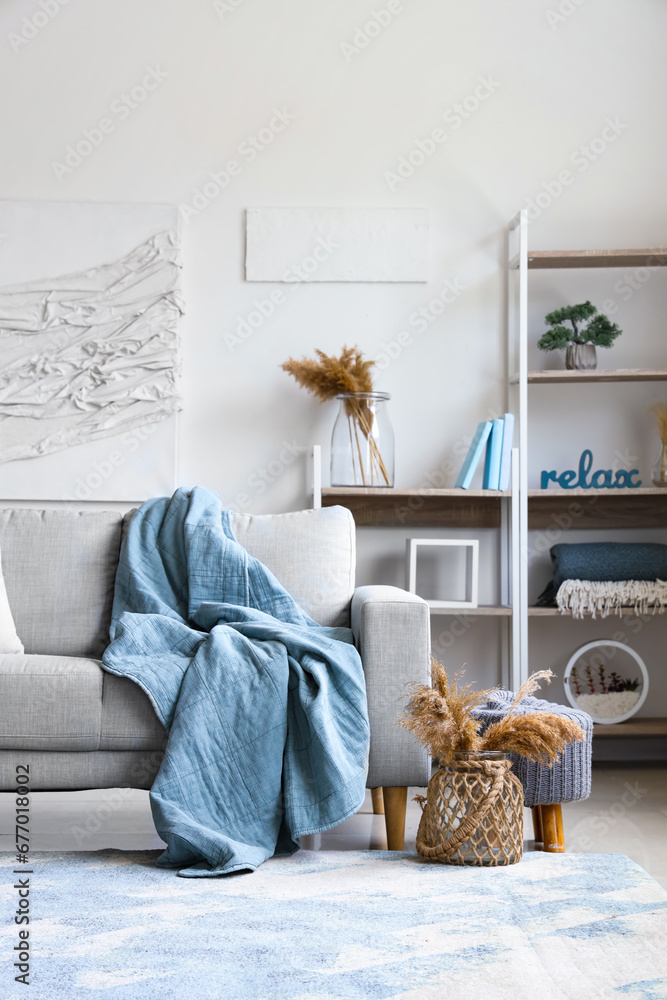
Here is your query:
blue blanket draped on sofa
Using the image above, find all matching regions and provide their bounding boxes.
[102,488,370,877]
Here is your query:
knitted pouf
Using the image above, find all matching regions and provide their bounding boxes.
[473,691,593,808]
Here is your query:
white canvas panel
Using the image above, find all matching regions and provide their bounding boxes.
[245,207,430,282]
[0,201,181,500]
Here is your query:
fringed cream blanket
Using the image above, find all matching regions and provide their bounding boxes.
[556,579,667,619]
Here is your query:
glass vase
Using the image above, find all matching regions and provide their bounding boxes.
[330,392,394,488]
[415,751,523,866]
[652,441,667,487]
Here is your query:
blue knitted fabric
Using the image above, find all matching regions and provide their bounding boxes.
[473,691,592,807]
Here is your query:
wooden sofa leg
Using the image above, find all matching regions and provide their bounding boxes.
[371,787,384,815]
[532,806,544,846]
[540,804,565,853]
[383,786,407,850]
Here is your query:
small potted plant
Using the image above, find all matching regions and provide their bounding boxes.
[537,301,622,371]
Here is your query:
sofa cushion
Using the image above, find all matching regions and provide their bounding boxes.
[0,750,165,791]
[0,654,103,751]
[0,509,122,657]
[230,506,355,627]
[122,505,356,627]
[100,672,167,751]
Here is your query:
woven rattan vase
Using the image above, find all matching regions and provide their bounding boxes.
[416,752,524,866]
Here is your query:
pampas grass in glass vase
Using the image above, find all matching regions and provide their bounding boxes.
[282,346,394,487]
[652,404,667,487]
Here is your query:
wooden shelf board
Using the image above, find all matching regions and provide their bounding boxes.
[510,249,667,269]
[528,487,666,498]
[321,487,509,528]
[511,369,667,384]
[321,487,667,529]
[593,718,667,737]
[323,488,508,498]
[528,488,667,530]
[428,605,512,616]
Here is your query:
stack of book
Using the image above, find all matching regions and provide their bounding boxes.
[455,414,514,491]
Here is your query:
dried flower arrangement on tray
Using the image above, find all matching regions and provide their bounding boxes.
[569,663,641,719]
[281,345,391,486]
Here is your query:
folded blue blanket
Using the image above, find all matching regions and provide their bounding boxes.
[102,488,370,877]
[536,542,667,606]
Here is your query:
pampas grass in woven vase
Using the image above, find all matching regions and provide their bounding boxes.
[400,660,585,866]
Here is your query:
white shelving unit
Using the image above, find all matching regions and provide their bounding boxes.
[507,209,667,703]
[309,218,667,724]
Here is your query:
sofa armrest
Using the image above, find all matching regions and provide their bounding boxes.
[351,586,431,788]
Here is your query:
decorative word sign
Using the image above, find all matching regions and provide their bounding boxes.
[541,450,642,490]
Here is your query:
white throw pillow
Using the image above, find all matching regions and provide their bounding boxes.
[0,547,23,654]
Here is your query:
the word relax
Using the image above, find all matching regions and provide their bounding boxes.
[541,450,641,490]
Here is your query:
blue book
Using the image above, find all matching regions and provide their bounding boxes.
[455,421,493,489]
[498,412,515,491]
[483,418,504,490]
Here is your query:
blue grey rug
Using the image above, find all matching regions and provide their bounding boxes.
[1,850,666,999]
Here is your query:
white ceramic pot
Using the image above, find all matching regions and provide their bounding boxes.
[565,344,597,370]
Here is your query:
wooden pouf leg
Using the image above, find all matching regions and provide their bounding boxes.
[532,806,544,846]
[371,787,384,815]
[540,804,565,853]
[382,786,407,850]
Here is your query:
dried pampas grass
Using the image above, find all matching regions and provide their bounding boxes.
[654,403,667,445]
[281,344,391,486]
[281,346,375,402]
[399,661,488,761]
[400,658,585,766]
[480,713,584,765]
[653,404,667,486]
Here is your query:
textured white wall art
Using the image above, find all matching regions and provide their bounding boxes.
[245,207,430,282]
[0,201,182,500]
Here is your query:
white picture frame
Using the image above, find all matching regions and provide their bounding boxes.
[406,538,479,610]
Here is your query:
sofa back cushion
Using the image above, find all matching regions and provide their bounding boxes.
[0,504,355,656]
[230,507,356,627]
[0,509,122,658]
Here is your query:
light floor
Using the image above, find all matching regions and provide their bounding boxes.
[1,764,665,888]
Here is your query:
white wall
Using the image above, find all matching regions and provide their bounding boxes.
[1,0,665,698]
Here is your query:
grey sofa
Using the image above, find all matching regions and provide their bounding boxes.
[0,504,430,848]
